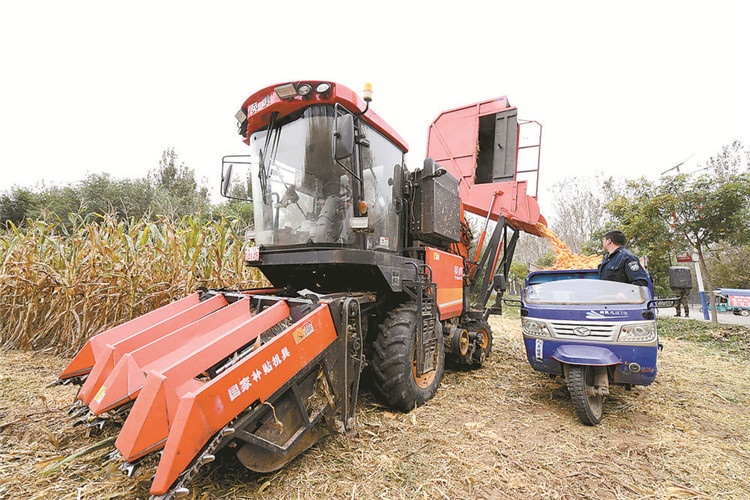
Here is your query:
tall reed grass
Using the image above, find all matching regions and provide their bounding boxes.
[0,214,262,353]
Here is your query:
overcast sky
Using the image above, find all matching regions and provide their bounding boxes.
[1,1,748,219]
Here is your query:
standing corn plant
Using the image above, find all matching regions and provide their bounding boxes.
[0,214,262,353]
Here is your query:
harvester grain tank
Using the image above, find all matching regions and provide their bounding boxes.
[55,81,547,498]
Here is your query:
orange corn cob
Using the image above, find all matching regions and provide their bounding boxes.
[536,223,602,270]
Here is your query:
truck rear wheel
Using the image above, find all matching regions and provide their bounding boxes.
[568,365,604,425]
[371,302,445,412]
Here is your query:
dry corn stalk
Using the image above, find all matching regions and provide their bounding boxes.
[0,214,263,353]
[536,223,602,270]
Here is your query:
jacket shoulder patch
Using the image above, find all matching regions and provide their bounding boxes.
[628,261,640,271]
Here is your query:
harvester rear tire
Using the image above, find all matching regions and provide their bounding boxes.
[370,302,445,412]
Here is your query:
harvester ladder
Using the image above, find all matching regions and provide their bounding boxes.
[403,263,439,376]
[515,119,542,198]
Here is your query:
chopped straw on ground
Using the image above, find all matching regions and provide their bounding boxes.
[2,314,749,499]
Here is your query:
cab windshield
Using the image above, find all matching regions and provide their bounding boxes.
[246,104,403,250]
[525,279,649,305]
[249,106,353,246]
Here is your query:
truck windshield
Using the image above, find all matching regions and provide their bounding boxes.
[249,105,355,246]
[525,279,648,305]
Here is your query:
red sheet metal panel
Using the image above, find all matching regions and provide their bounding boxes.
[115,300,291,461]
[148,301,338,496]
[77,294,229,404]
[59,293,203,380]
[88,298,255,415]
[426,97,546,236]
[426,247,464,320]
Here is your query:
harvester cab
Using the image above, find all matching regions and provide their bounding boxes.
[56,80,547,498]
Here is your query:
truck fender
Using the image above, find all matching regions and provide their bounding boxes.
[551,345,621,366]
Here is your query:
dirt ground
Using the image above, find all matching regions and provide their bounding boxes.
[1,315,749,499]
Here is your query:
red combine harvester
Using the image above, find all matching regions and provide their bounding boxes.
[55,81,546,498]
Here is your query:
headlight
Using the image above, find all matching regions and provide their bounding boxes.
[618,322,657,343]
[274,83,297,100]
[522,318,551,337]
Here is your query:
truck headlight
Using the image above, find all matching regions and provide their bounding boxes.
[618,322,656,343]
[522,318,550,337]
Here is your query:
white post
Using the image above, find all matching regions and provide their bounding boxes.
[693,254,709,320]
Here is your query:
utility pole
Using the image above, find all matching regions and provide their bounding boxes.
[693,252,709,320]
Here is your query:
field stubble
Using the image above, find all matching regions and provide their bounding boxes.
[1,315,749,499]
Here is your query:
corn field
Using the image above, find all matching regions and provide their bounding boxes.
[0,214,262,353]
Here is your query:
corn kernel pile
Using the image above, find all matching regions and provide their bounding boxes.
[536,223,602,270]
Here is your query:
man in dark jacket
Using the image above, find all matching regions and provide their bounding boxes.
[598,230,649,286]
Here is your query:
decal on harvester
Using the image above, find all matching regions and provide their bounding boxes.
[94,385,107,404]
[245,246,260,261]
[248,94,272,116]
[228,345,295,400]
[454,265,464,281]
[293,322,314,344]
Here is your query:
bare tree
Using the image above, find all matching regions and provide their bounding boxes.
[548,175,610,254]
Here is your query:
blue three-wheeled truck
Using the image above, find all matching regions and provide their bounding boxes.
[518,269,671,425]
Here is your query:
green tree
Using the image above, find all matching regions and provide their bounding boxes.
[149,148,210,218]
[606,143,750,322]
[604,178,674,297]
[0,187,38,227]
[508,260,528,295]
[706,242,750,290]
[549,174,610,254]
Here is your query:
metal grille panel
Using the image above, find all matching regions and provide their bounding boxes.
[549,321,618,341]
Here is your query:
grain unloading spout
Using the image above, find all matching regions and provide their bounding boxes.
[426,96,547,236]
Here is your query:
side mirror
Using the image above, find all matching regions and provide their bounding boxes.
[221,163,233,197]
[334,114,355,160]
[647,298,678,310]
[493,274,507,292]
[220,155,253,201]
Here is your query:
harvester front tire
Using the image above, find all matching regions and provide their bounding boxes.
[371,302,445,412]
[568,365,604,425]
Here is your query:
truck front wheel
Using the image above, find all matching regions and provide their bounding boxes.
[568,365,604,425]
[370,302,445,412]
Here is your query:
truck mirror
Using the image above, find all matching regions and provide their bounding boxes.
[493,274,507,292]
[334,114,355,160]
[221,164,233,197]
